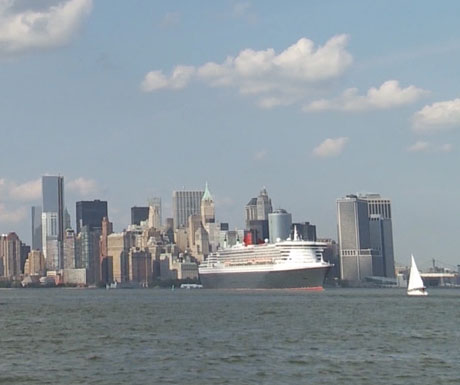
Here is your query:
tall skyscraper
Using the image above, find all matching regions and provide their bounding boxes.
[148,198,162,229]
[172,189,204,229]
[0,233,21,278]
[41,176,64,271]
[337,194,395,281]
[31,206,42,251]
[362,194,395,278]
[245,188,273,229]
[201,183,215,225]
[131,206,149,226]
[76,200,108,234]
[256,187,273,220]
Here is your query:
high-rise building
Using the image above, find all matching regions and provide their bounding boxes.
[131,206,149,226]
[362,194,395,278]
[76,225,101,284]
[245,198,258,228]
[268,209,292,243]
[24,250,45,277]
[337,194,395,281]
[108,232,134,283]
[257,187,273,220]
[76,200,108,234]
[63,229,76,269]
[201,183,215,225]
[172,190,204,229]
[31,206,42,251]
[0,233,21,278]
[100,216,113,283]
[148,198,162,229]
[245,188,273,229]
[41,176,64,271]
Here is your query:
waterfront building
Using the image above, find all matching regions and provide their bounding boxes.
[361,194,396,278]
[76,226,101,284]
[76,200,108,234]
[337,194,395,282]
[131,206,149,226]
[268,209,292,243]
[41,176,65,270]
[107,232,134,283]
[128,248,152,285]
[337,195,373,281]
[24,250,46,277]
[172,189,204,229]
[31,206,42,251]
[0,233,21,279]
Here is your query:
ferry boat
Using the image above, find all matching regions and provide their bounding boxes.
[198,229,332,289]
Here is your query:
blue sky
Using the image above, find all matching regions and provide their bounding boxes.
[1,0,460,269]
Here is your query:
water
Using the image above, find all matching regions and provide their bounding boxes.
[1,288,460,385]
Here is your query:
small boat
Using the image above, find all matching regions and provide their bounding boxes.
[407,255,428,296]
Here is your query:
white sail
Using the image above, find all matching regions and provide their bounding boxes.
[407,255,428,296]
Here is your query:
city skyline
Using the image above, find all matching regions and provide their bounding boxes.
[1,1,460,269]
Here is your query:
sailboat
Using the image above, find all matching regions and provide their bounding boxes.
[407,255,428,296]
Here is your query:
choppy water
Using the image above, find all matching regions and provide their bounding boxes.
[1,288,460,385]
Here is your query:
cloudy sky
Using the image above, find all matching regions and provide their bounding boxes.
[1,0,460,268]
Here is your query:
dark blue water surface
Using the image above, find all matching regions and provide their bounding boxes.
[1,288,459,384]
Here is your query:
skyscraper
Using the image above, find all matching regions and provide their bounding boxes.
[362,194,395,278]
[131,206,149,226]
[0,233,21,278]
[337,193,395,281]
[76,200,108,234]
[41,176,64,271]
[245,188,273,229]
[148,198,162,229]
[172,189,204,229]
[337,195,374,281]
[31,206,42,251]
[256,187,273,220]
[201,183,215,225]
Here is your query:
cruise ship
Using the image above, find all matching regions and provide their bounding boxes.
[198,229,332,289]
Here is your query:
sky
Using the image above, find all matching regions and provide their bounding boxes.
[1,0,460,269]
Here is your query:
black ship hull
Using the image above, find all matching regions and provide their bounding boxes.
[199,266,330,289]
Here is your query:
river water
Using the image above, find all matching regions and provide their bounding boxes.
[1,288,459,384]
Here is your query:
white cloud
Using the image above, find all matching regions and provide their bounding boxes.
[0,0,92,55]
[141,65,195,91]
[0,203,27,224]
[253,149,268,161]
[141,35,353,107]
[67,177,99,196]
[406,141,453,153]
[8,178,41,201]
[312,137,349,158]
[413,99,460,134]
[305,80,427,112]
[407,141,430,152]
